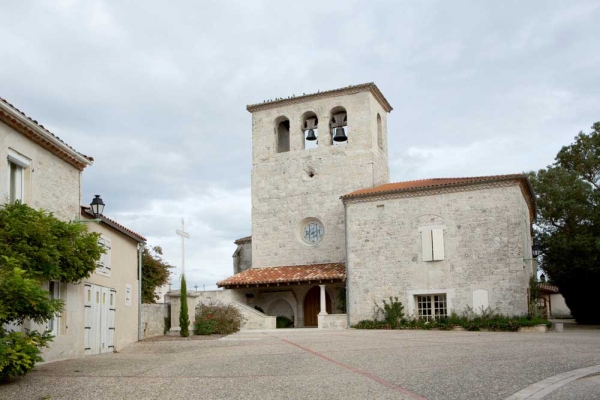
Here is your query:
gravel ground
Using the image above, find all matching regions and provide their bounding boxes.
[1,329,599,400]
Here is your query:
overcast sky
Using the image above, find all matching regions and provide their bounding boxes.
[1,1,599,290]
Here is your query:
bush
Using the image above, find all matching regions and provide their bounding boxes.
[373,296,405,327]
[276,316,293,328]
[353,299,551,332]
[194,301,245,335]
[0,329,51,382]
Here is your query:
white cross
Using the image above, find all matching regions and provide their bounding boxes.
[175,218,190,276]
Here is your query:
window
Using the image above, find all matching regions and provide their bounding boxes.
[7,149,30,204]
[377,113,383,151]
[125,284,132,307]
[421,228,445,261]
[47,281,60,335]
[96,236,112,276]
[416,294,447,320]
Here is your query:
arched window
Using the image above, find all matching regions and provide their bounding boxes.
[377,113,383,151]
[275,117,290,153]
[329,106,348,145]
[301,111,318,150]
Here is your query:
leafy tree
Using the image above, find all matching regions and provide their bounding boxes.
[179,274,190,337]
[529,122,600,324]
[141,245,173,303]
[0,202,103,380]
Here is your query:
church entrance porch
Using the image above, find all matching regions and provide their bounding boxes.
[217,263,346,328]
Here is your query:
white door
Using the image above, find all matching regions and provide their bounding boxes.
[85,283,116,355]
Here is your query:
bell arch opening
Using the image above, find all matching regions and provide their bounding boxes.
[275,117,290,153]
[330,106,348,146]
[301,111,319,150]
[377,113,383,151]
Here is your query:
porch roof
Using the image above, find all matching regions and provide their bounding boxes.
[217,262,346,289]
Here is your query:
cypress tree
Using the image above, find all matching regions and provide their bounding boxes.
[179,274,190,337]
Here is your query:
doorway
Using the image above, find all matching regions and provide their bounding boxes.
[84,284,116,355]
[303,286,331,327]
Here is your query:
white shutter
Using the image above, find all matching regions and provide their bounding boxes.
[107,289,116,350]
[84,284,92,355]
[421,230,433,262]
[104,238,111,273]
[125,284,132,307]
[432,229,445,260]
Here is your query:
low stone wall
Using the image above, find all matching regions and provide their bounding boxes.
[141,303,169,338]
[233,301,277,330]
[518,324,548,333]
[318,314,348,329]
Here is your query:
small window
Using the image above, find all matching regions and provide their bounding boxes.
[47,281,60,335]
[276,119,290,153]
[7,150,30,204]
[96,236,112,277]
[421,228,445,261]
[125,284,132,307]
[416,294,447,320]
[377,113,383,151]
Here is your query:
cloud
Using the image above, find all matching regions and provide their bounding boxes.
[1,0,599,289]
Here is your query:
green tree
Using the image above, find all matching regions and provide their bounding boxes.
[0,202,103,380]
[141,245,173,303]
[529,122,600,324]
[179,274,190,337]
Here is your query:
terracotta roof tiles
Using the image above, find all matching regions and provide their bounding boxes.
[217,262,345,288]
[81,207,146,242]
[234,236,252,245]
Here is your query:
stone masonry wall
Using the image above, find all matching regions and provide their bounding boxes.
[0,120,81,221]
[346,183,533,325]
[141,303,169,338]
[233,241,252,274]
[251,91,390,268]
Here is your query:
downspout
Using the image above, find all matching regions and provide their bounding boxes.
[343,199,350,329]
[138,243,143,341]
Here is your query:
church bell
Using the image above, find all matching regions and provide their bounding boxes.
[306,129,317,141]
[333,127,347,142]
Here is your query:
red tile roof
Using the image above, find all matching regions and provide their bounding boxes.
[343,174,529,198]
[0,97,93,170]
[217,262,346,288]
[539,283,560,293]
[342,174,536,221]
[81,207,146,242]
[234,236,252,245]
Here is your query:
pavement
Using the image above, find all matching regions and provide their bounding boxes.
[1,328,600,399]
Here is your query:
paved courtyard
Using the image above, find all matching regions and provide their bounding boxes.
[1,329,600,399]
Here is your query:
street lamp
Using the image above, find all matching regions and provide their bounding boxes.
[532,244,542,258]
[90,195,105,218]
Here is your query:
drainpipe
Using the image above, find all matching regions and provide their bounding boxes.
[343,200,350,329]
[138,243,143,341]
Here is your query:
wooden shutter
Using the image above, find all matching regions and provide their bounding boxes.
[421,230,433,262]
[84,284,92,355]
[104,238,111,273]
[432,229,445,260]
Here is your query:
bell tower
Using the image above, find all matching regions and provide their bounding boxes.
[247,83,392,268]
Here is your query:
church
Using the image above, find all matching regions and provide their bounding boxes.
[217,83,536,329]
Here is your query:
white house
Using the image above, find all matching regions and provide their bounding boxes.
[218,83,537,328]
[1,96,145,360]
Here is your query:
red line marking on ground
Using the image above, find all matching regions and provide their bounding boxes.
[264,333,427,399]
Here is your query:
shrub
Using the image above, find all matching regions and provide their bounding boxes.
[276,316,293,328]
[0,329,51,382]
[194,300,245,335]
[374,296,405,327]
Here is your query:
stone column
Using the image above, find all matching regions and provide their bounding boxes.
[319,285,328,316]
[290,116,304,151]
[167,290,200,336]
[319,115,332,147]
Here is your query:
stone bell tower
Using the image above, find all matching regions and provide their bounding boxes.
[247,83,393,269]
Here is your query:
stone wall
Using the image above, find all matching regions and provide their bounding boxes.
[141,303,169,338]
[233,241,252,274]
[250,91,390,269]
[318,314,348,329]
[345,182,533,325]
[0,120,82,221]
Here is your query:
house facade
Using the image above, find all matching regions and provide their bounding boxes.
[219,83,536,328]
[1,97,145,360]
